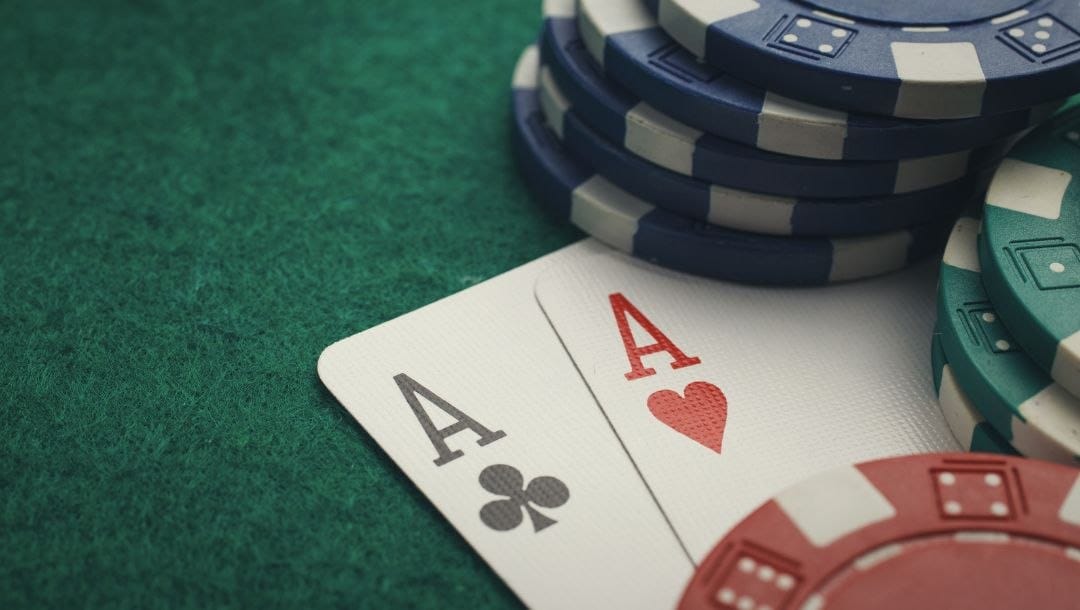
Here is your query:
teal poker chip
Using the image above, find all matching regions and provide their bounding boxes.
[937,215,1080,465]
[981,108,1080,399]
[931,330,1017,456]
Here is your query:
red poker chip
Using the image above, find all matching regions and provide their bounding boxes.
[679,453,1080,610]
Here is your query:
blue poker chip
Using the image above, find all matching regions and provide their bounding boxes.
[537,59,991,237]
[542,2,1017,199]
[645,0,1080,120]
[512,45,951,286]
[569,0,1058,160]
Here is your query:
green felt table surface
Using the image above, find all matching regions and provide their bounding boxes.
[2,1,579,607]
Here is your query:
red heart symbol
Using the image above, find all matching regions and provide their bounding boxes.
[647,381,728,454]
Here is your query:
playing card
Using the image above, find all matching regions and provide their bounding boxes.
[318,240,692,610]
[535,248,961,562]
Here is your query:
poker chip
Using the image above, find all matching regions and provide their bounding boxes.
[571,0,1057,160]
[541,1,1014,198]
[646,0,1080,119]
[937,214,1080,465]
[931,330,1017,456]
[981,108,1080,400]
[679,452,1080,610]
[512,45,949,286]
[537,57,988,238]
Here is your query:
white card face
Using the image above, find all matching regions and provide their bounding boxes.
[318,240,692,610]
[535,248,961,562]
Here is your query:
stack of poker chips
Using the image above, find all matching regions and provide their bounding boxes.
[932,106,1080,465]
[510,0,1080,286]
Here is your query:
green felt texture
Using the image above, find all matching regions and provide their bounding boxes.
[1,1,578,607]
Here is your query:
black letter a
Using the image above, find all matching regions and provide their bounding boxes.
[394,373,507,466]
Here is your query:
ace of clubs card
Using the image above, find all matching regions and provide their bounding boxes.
[318,241,693,609]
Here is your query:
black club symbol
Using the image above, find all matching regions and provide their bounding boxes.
[478,464,570,533]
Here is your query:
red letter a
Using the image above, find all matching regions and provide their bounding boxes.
[609,293,701,381]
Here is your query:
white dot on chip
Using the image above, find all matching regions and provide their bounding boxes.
[985,473,1002,487]
[1068,131,1080,141]
[776,574,795,590]
[945,500,962,515]
[738,557,756,572]
[819,44,834,53]
[737,596,755,610]
[991,501,1009,516]
[797,18,811,28]
[1035,30,1050,40]
[982,312,997,323]
[1033,43,1048,53]
[758,566,775,582]
[717,588,736,604]
[832,28,847,38]
[1050,262,1066,273]
[784,33,799,43]
[1009,28,1024,38]
[939,472,956,485]
[996,339,1011,351]
[1038,17,1054,27]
